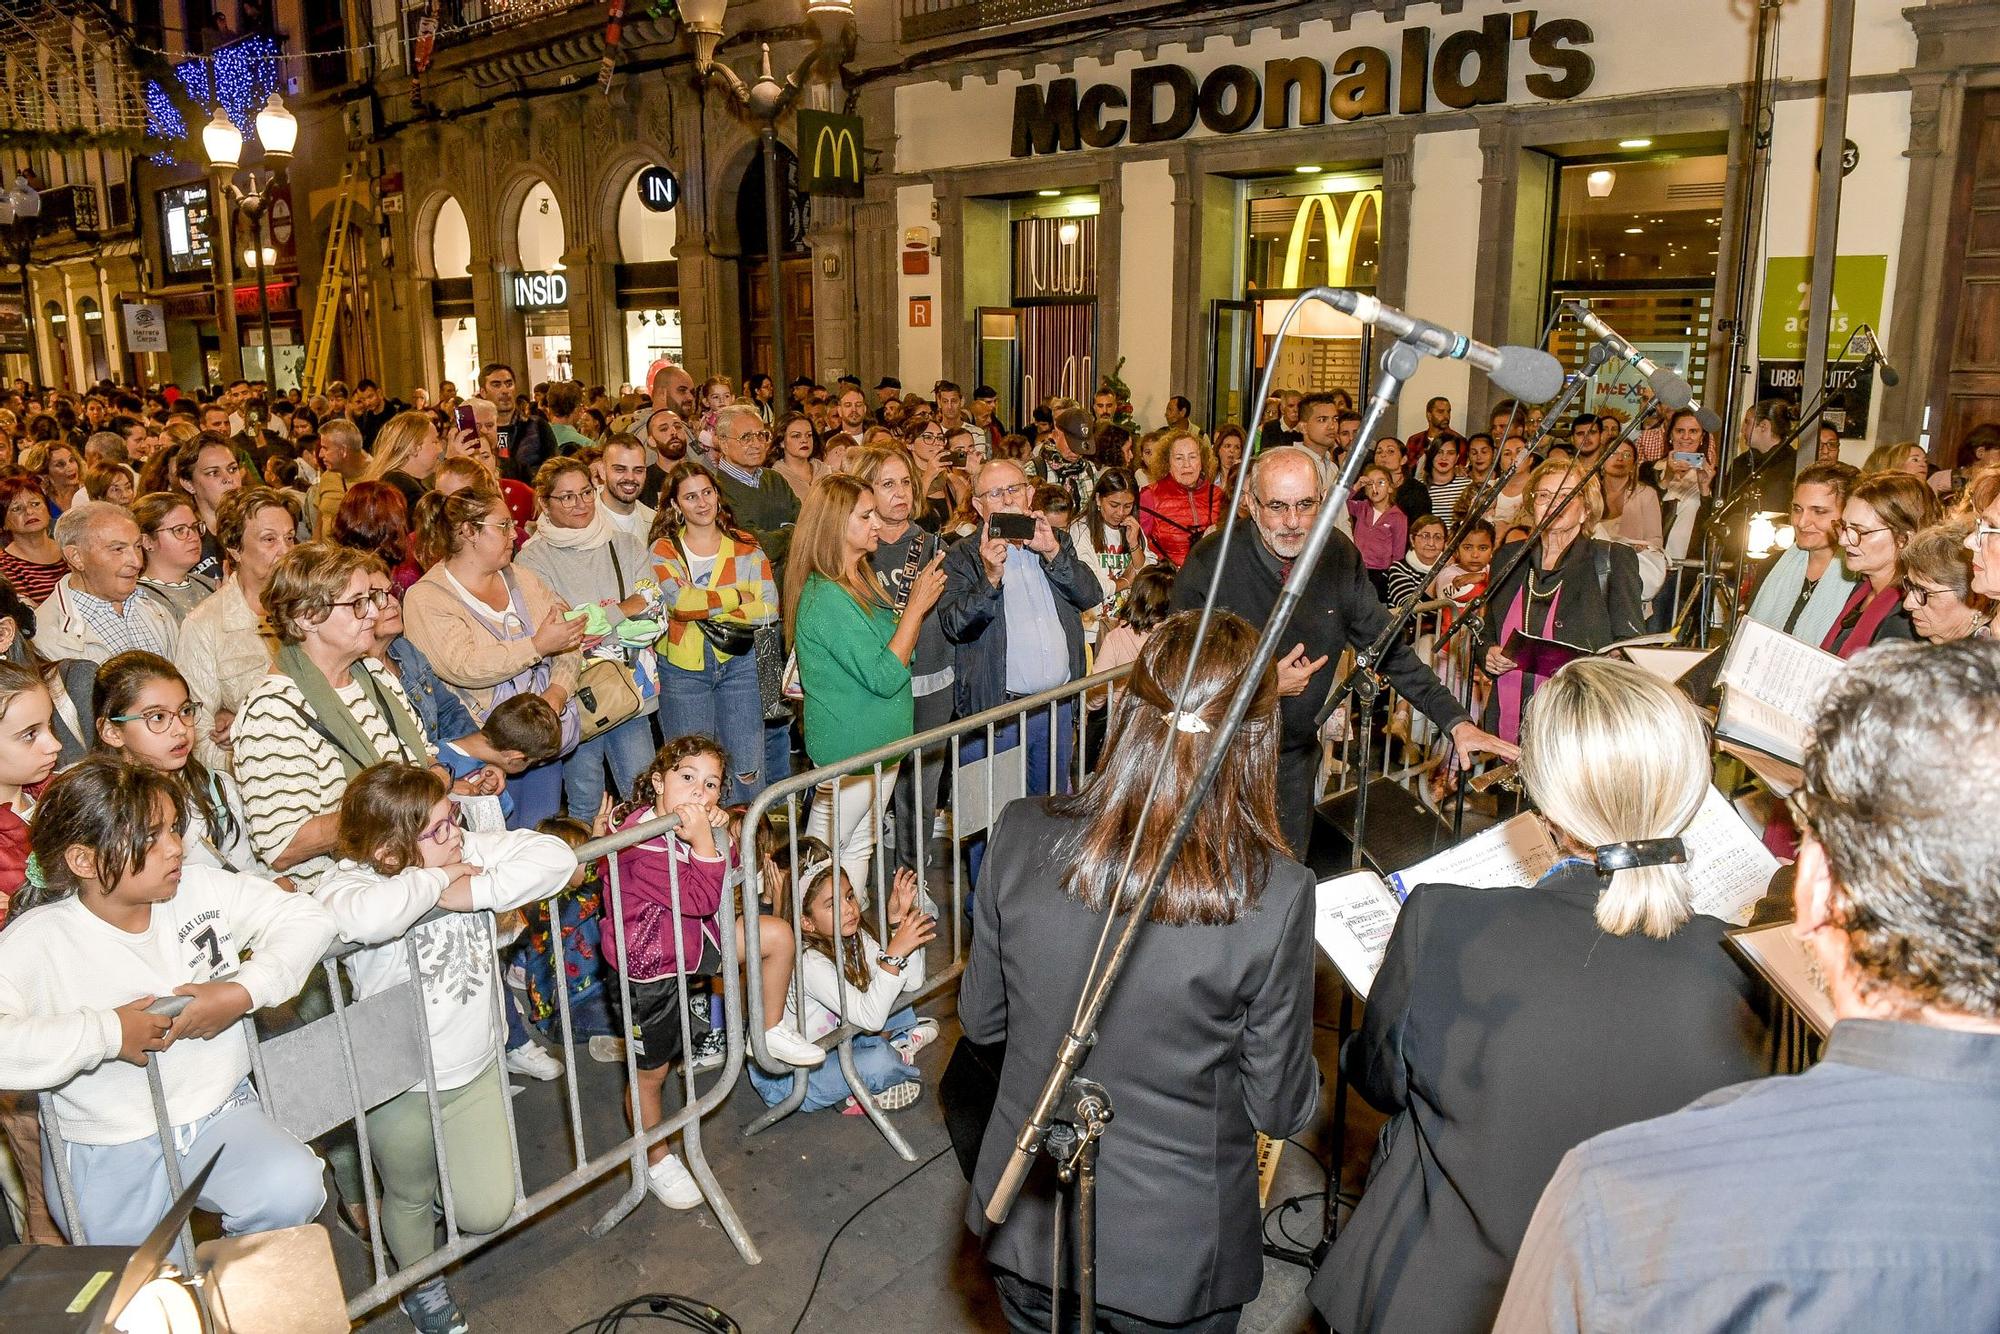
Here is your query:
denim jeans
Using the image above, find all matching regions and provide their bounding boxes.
[562,709,658,823]
[660,642,767,805]
[746,1006,921,1111]
[960,698,1075,885]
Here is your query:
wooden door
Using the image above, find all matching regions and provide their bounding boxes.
[740,255,815,382]
[1937,91,2000,459]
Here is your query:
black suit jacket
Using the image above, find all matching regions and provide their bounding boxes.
[960,800,1319,1324]
[1310,865,1769,1333]
[1481,535,1645,653]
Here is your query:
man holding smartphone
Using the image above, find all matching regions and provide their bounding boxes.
[938,460,1104,874]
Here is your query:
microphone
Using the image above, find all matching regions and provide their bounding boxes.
[1857,325,1900,387]
[1319,289,1564,404]
[1565,300,1724,434]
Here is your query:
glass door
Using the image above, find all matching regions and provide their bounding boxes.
[1209,298,1256,435]
[976,307,1024,431]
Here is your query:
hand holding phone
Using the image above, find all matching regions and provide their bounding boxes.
[987,512,1037,543]
[455,404,479,436]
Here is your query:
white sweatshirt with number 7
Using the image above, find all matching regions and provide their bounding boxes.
[0,866,336,1146]
[313,829,577,1093]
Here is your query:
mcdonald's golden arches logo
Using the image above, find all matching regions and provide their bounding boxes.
[798,109,864,199]
[1280,188,1382,289]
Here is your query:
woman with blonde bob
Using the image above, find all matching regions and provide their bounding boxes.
[361,410,445,510]
[1313,658,1768,1334]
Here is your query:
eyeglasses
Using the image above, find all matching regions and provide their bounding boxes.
[1834,521,1889,542]
[724,430,772,446]
[419,813,462,845]
[329,588,393,617]
[1257,497,1320,520]
[478,517,518,534]
[977,481,1031,503]
[546,490,593,505]
[109,701,199,733]
[1972,521,2000,547]
[1905,582,1954,607]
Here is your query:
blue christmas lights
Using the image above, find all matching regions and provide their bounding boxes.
[144,33,282,166]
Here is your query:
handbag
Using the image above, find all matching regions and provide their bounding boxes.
[575,656,642,741]
[753,622,792,721]
[694,616,757,657]
[938,1036,1006,1182]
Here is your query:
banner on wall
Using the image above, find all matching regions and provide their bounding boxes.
[1585,340,1692,419]
[1757,255,1886,361]
[0,292,27,353]
[122,301,169,353]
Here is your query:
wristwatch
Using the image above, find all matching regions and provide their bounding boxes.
[877,951,911,970]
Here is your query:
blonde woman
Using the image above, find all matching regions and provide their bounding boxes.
[1313,658,1768,1334]
[782,473,945,888]
[361,410,446,510]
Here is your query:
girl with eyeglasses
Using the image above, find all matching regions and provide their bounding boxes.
[94,651,264,877]
[316,761,576,1332]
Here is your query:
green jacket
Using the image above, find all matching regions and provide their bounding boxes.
[794,573,912,769]
[716,468,799,573]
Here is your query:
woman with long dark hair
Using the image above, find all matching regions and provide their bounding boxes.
[960,609,1317,1332]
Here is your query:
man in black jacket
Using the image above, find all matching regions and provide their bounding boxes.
[1173,446,1513,857]
[478,362,555,482]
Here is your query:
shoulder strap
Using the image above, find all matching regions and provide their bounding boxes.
[891,533,926,613]
[607,542,628,599]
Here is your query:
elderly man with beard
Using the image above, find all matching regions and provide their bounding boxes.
[1173,446,1513,858]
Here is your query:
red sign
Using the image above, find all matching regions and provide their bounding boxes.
[908,296,932,328]
[233,279,296,314]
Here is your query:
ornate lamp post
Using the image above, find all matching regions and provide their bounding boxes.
[0,175,47,388]
[680,0,855,396]
[201,92,296,387]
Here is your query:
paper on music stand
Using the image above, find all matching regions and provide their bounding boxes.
[1389,813,1559,898]
[1681,785,1781,926]
[1724,919,1836,1037]
[1715,618,1846,765]
[1621,644,1711,685]
[1313,869,1403,999]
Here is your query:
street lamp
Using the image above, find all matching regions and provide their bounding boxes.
[201,92,295,389]
[684,0,855,396]
[0,174,47,388]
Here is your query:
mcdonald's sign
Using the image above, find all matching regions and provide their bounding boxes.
[798,108,864,199]
[1280,190,1382,289]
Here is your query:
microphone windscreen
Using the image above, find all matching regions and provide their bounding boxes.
[1877,364,1900,388]
[1493,347,1565,404]
[1695,407,1724,435]
[1645,366,1695,410]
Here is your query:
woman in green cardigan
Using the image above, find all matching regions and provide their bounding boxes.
[782,472,945,889]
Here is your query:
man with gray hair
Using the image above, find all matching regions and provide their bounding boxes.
[710,402,798,571]
[1497,638,2000,1331]
[1173,446,1512,857]
[307,417,367,540]
[35,501,178,662]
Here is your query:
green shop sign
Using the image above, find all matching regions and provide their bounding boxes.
[1758,255,1886,361]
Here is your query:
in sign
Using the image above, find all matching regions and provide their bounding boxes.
[638,166,680,213]
[513,271,570,309]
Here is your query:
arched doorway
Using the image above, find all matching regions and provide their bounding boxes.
[514,180,571,387]
[42,300,69,390]
[614,167,683,392]
[735,143,813,385]
[425,196,479,394]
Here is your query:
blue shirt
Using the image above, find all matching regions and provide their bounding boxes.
[1001,545,1069,696]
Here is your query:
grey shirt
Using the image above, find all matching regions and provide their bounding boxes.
[1496,1018,2000,1333]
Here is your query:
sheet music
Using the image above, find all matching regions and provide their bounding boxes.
[1718,687,1812,764]
[1717,618,1846,758]
[1390,814,1559,898]
[1682,786,1780,926]
[1313,870,1401,999]
[1726,921,1836,1037]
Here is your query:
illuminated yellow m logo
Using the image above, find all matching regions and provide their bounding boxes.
[1281,189,1383,289]
[812,124,860,183]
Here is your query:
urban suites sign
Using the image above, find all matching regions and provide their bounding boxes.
[1010,11,1594,158]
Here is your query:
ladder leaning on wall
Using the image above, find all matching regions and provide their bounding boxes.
[300,158,365,398]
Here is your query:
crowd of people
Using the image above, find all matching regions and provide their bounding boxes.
[0,361,1993,1334]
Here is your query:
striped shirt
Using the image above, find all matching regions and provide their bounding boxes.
[1428,476,1474,520]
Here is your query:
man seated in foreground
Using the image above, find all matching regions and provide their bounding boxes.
[1495,638,2000,1332]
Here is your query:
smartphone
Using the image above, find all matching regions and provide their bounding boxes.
[1671,450,1704,468]
[946,449,967,468]
[455,404,478,436]
[988,512,1037,542]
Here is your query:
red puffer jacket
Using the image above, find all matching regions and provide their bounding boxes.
[1138,478,1224,569]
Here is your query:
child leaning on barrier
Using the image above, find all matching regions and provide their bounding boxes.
[605,734,824,1214]
[314,761,575,1334]
[0,755,336,1248]
[748,840,939,1114]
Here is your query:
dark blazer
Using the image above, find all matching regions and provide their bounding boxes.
[960,799,1319,1325]
[1175,524,1471,855]
[1310,864,1769,1334]
[1481,535,1645,652]
[937,526,1101,718]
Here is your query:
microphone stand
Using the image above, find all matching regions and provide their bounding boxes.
[980,317,1431,1330]
[1688,328,1864,644]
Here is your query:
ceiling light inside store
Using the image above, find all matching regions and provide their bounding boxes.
[1618,138,1653,149]
[1036,189,1060,197]
[1586,168,1615,198]
[1295,165,1323,174]
[1624,227,1644,234]
[1057,221,1081,246]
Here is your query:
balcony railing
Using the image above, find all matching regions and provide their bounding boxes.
[898,0,1089,41]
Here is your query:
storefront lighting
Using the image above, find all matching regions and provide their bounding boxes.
[1624,226,1644,235]
[1618,138,1653,149]
[1036,189,1061,197]
[1294,165,1324,174]
[243,246,277,268]
[1586,168,1615,198]
[1057,221,1081,246]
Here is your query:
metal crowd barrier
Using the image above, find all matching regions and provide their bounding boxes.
[1319,597,1483,807]
[32,808,761,1321]
[736,666,1131,1154]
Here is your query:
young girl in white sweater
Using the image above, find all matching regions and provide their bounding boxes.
[314,761,575,1333]
[747,841,939,1114]
[0,755,335,1247]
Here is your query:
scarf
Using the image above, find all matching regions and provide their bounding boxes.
[1747,546,1855,648]
[531,505,616,550]
[277,640,431,780]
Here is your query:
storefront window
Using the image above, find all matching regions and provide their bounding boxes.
[516,182,569,388]
[1546,152,1726,415]
[624,309,683,392]
[440,316,480,394]
[1244,171,1382,295]
[431,197,471,280]
[78,297,109,383]
[617,170,680,388]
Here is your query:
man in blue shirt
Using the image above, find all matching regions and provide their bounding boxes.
[1496,639,2000,1333]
